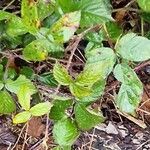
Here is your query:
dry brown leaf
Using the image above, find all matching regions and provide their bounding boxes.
[27,117,45,138]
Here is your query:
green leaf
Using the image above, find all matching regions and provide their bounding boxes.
[78,79,106,103]
[23,39,48,61]
[0,81,4,90]
[104,22,122,41]
[116,84,142,115]
[21,0,39,34]
[69,83,91,98]
[114,64,143,115]
[0,91,16,114]
[49,11,81,43]
[49,99,72,121]
[23,39,64,61]
[0,10,27,37]
[75,104,105,130]
[20,66,34,79]
[116,33,150,62]
[38,72,58,87]
[13,111,31,124]
[37,0,54,21]
[75,67,102,86]
[6,15,27,37]
[58,0,113,27]
[30,102,52,116]
[5,75,36,94]
[17,85,32,111]
[53,63,73,86]
[21,0,54,34]
[53,117,80,146]
[85,47,116,78]
[137,0,150,12]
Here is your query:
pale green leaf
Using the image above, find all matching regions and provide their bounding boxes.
[49,99,72,121]
[85,47,116,79]
[53,63,73,85]
[13,111,31,124]
[5,75,36,94]
[78,79,106,103]
[53,117,80,146]
[0,91,16,114]
[113,64,143,86]
[49,11,81,43]
[116,84,142,115]
[75,104,105,130]
[30,102,52,116]
[116,33,150,62]
[114,64,143,115]
[17,85,32,111]
[69,83,91,98]
[137,0,150,12]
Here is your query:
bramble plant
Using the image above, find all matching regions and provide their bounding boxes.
[0,0,150,149]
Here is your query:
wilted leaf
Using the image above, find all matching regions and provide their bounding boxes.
[0,91,16,114]
[53,117,80,146]
[137,0,150,12]
[27,117,45,137]
[75,104,105,130]
[49,99,72,121]
[17,85,32,110]
[49,11,81,43]
[5,75,36,94]
[13,111,31,124]
[53,63,73,86]
[30,102,52,116]
[116,33,150,62]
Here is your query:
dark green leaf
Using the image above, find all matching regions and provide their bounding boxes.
[53,117,80,146]
[75,104,105,130]
[49,99,72,121]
